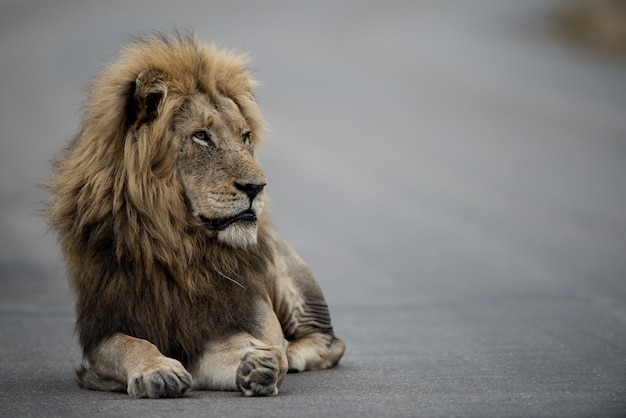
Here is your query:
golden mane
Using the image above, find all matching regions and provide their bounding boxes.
[47,33,272,366]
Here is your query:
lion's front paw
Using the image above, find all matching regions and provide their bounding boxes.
[236,342,287,396]
[127,356,193,398]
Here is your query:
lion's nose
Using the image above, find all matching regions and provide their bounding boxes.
[234,181,266,202]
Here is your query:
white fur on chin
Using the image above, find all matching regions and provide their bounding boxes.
[217,223,258,248]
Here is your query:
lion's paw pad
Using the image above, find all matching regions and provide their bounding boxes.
[236,347,284,396]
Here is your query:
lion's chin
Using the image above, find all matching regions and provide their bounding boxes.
[216,222,259,248]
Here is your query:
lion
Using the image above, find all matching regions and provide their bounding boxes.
[46,32,345,398]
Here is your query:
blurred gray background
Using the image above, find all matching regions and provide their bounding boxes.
[1,0,625,417]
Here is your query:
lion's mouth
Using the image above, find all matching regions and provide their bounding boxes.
[200,210,257,231]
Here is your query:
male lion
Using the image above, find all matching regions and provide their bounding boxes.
[47,33,345,398]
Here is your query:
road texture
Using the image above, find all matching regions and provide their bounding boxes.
[1,1,625,417]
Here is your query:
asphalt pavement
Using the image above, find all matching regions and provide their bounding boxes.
[1,1,625,417]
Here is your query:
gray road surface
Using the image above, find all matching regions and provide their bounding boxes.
[1,1,625,417]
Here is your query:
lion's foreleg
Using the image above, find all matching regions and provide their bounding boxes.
[191,333,287,396]
[190,301,288,396]
[79,332,192,398]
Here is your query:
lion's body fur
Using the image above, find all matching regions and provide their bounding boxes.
[46,32,344,397]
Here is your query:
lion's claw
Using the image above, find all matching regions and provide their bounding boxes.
[127,357,192,398]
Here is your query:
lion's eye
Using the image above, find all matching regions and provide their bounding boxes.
[242,131,252,147]
[192,131,212,147]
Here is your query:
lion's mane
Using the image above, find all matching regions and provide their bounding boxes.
[47,33,273,367]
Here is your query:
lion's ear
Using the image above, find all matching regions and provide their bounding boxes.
[133,69,167,125]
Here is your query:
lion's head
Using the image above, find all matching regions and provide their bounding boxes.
[49,33,268,255]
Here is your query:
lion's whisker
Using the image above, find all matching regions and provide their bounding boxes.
[212,264,246,290]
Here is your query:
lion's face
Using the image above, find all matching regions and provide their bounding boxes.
[173,91,266,248]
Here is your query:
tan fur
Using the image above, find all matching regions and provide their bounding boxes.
[46,32,344,398]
